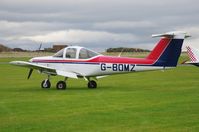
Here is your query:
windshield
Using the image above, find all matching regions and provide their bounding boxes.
[79,48,100,59]
[53,49,64,58]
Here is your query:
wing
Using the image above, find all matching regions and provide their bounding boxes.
[185,61,199,66]
[10,61,78,79]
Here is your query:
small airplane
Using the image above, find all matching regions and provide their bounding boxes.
[10,31,190,90]
[185,46,199,66]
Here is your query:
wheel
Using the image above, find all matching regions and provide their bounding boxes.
[56,81,66,90]
[41,79,51,88]
[88,80,97,89]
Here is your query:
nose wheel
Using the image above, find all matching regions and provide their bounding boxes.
[41,79,51,88]
[88,80,97,89]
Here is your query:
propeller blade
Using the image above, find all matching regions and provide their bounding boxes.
[27,69,33,79]
[38,43,42,51]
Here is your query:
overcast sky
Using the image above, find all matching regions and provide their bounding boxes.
[0,0,198,51]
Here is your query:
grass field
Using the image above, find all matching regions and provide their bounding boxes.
[0,55,199,131]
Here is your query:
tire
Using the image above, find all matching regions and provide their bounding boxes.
[56,81,66,90]
[41,79,51,88]
[88,80,97,89]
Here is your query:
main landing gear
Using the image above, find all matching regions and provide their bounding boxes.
[87,77,97,89]
[56,77,67,90]
[41,76,97,89]
[87,80,97,89]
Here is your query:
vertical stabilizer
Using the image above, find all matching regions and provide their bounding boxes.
[147,31,189,67]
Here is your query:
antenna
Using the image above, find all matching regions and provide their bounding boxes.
[118,48,124,57]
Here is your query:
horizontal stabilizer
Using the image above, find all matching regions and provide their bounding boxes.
[152,31,190,39]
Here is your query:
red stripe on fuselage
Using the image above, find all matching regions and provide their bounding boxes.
[90,56,154,64]
[32,56,154,65]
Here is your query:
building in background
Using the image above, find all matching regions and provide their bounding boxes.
[43,44,68,52]
[53,45,68,52]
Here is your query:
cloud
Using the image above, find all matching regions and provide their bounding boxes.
[21,29,138,46]
[176,26,199,50]
[0,20,76,36]
[93,21,157,30]
[0,0,199,51]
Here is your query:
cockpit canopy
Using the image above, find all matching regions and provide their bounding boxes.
[53,46,101,59]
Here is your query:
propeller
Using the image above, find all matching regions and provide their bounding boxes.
[27,69,33,79]
[38,43,42,51]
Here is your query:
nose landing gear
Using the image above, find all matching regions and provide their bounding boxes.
[41,79,51,88]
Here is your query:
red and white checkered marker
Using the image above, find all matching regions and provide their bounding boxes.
[186,46,198,62]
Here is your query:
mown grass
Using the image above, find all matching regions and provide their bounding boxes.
[0,56,199,132]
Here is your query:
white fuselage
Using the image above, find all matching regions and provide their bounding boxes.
[31,56,167,77]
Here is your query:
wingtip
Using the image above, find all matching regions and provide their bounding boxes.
[9,61,18,65]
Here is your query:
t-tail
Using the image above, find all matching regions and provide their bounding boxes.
[146,31,190,67]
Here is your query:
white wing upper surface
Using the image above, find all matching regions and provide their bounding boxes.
[10,61,78,79]
[185,61,199,64]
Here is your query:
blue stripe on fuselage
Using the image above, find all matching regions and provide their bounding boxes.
[33,61,100,65]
